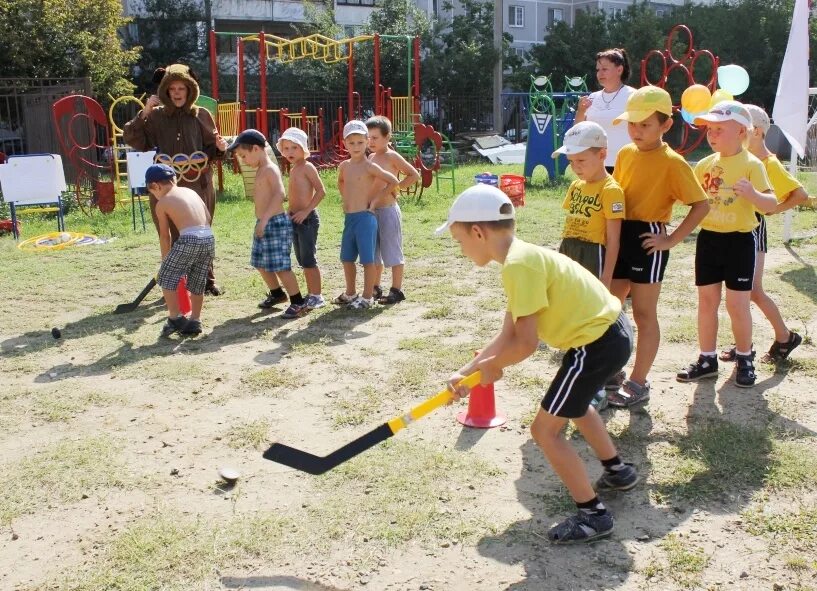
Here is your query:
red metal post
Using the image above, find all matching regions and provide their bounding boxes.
[347,41,354,122]
[318,107,325,153]
[209,29,219,101]
[238,37,247,130]
[259,31,268,137]
[374,34,381,115]
[301,106,308,131]
[413,36,421,114]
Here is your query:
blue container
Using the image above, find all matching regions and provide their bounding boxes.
[474,172,499,186]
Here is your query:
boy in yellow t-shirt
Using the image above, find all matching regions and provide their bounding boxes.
[607,86,710,408]
[440,184,637,544]
[676,101,777,388]
[553,121,625,288]
[716,104,806,364]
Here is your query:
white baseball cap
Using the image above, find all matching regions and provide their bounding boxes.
[693,100,753,129]
[435,184,515,235]
[343,120,368,138]
[552,121,607,158]
[744,104,771,134]
[276,127,310,157]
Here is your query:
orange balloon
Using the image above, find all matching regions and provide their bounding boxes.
[681,84,712,114]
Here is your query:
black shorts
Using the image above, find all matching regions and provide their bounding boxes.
[559,237,604,278]
[541,313,633,419]
[613,220,670,284]
[695,229,756,291]
[753,212,767,253]
[293,210,320,268]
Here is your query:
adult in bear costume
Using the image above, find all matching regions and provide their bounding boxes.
[124,63,228,295]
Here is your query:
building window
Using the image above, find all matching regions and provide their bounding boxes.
[656,9,665,17]
[549,8,564,25]
[336,0,376,5]
[508,5,524,28]
[612,8,623,18]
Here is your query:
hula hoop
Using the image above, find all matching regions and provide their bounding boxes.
[17,232,100,252]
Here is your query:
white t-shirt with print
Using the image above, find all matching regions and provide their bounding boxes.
[584,85,635,167]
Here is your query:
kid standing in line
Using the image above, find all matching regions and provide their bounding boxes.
[553,121,626,412]
[366,115,420,304]
[334,120,400,310]
[717,104,806,364]
[442,184,637,544]
[606,86,710,408]
[229,129,307,319]
[146,164,215,338]
[676,102,777,387]
[277,127,327,310]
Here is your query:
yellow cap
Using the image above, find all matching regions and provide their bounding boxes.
[613,86,673,125]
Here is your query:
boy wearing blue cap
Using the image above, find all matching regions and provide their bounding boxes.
[146,163,215,337]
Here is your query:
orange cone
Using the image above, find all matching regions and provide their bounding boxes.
[457,356,506,428]
[177,276,192,317]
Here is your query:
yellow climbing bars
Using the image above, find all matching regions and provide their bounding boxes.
[240,33,374,64]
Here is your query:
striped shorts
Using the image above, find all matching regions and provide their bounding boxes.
[612,220,670,284]
[541,313,633,418]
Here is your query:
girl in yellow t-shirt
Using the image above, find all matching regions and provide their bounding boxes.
[677,101,777,389]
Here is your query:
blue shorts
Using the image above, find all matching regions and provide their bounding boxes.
[340,211,378,265]
[251,213,292,272]
[293,210,320,268]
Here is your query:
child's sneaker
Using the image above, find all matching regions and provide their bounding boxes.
[676,355,718,382]
[760,331,802,363]
[378,287,406,305]
[735,354,756,388]
[332,292,357,305]
[180,318,202,336]
[547,511,614,545]
[348,296,373,310]
[259,290,287,309]
[590,389,608,412]
[304,294,326,309]
[281,303,308,319]
[595,462,639,491]
[607,380,650,408]
[160,315,187,337]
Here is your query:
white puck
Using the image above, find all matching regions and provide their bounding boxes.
[218,467,240,483]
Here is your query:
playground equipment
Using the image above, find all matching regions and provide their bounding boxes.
[524,75,588,181]
[640,24,719,155]
[51,95,116,215]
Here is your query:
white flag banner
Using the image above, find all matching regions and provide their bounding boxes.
[772,0,810,158]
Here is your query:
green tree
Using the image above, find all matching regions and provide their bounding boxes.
[0,0,139,97]
[122,0,207,93]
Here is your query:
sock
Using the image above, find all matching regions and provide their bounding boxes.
[576,496,607,515]
[269,287,285,299]
[290,292,304,306]
[736,350,752,357]
[601,455,625,472]
[700,351,717,358]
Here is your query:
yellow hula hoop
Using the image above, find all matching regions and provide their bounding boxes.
[17,232,98,252]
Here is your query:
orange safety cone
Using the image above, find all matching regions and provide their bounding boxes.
[177,276,192,317]
[457,355,506,428]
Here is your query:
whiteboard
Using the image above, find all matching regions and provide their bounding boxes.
[126,151,157,191]
[0,154,67,205]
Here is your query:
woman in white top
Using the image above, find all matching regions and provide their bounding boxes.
[575,48,636,173]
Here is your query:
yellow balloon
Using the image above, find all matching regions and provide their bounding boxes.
[709,89,734,109]
[681,84,712,114]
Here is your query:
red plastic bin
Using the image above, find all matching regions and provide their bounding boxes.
[499,174,526,207]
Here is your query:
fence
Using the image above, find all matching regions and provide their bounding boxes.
[0,78,93,158]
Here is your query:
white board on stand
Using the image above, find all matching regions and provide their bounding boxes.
[0,154,67,205]
[126,151,157,191]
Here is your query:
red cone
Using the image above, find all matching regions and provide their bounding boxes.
[177,276,192,317]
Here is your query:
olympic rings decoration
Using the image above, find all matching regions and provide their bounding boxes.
[154,151,209,182]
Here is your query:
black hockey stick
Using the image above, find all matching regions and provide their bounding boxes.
[262,372,482,475]
[114,278,157,314]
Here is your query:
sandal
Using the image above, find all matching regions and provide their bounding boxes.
[332,292,357,305]
[607,379,650,408]
[719,345,755,362]
[547,511,614,545]
[373,285,383,300]
[760,331,802,363]
[378,287,405,305]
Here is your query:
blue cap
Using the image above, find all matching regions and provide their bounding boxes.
[145,163,176,184]
[227,129,267,151]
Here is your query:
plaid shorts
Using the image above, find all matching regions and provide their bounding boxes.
[251,213,292,272]
[157,234,215,295]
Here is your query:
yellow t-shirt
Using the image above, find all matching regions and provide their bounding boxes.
[695,150,772,233]
[501,238,621,350]
[613,142,708,222]
[763,154,803,204]
[561,176,626,245]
